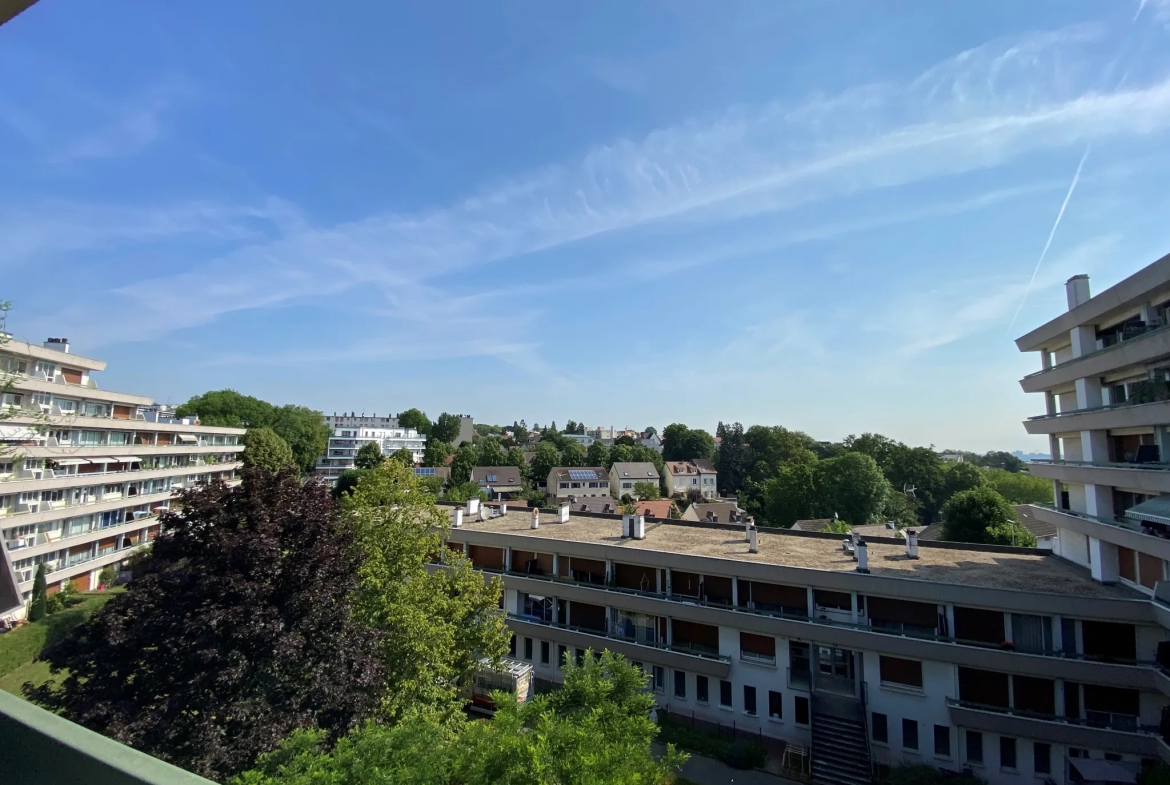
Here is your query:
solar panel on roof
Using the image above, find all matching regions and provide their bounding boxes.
[486,474,497,482]
[415,467,436,476]
[568,469,596,480]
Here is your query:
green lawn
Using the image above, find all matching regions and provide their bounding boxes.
[0,590,122,696]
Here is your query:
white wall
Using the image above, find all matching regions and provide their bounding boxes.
[1057,526,1090,567]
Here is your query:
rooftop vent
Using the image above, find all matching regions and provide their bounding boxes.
[632,515,645,540]
[856,540,869,573]
[748,526,758,554]
[453,508,464,528]
[531,508,540,529]
[557,503,570,524]
[906,529,919,559]
[467,498,481,516]
[43,337,70,353]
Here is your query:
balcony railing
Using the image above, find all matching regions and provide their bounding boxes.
[1022,321,1170,380]
[1028,396,1164,422]
[1031,502,1158,539]
[506,613,731,663]
[1031,458,1170,471]
[947,699,1155,736]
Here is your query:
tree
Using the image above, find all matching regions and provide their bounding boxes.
[985,519,1037,547]
[940,487,1023,545]
[984,468,1053,505]
[343,460,508,723]
[643,426,657,437]
[608,443,634,467]
[505,447,529,482]
[586,441,609,469]
[630,444,665,472]
[661,424,716,461]
[390,448,415,466]
[744,425,816,477]
[332,468,371,499]
[235,651,684,785]
[422,438,452,467]
[816,452,888,525]
[529,441,561,485]
[27,470,385,781]
[564,420,578,435]
[241,427,296,473]
[975,450,1025,473]
[177,392,328,473]
[354,441,383,470]
[431,413,463,445]
[28,563,47,622]
[475,437,507,467]
[879,481,921,528]
[940,461,986,504]
[883,444,946,524]
[449,445,476,485]
[715,422,750,497]
[397,408,432,435]
[445,481,487,503]
[762,462,817,528]
[269,405,332,473]
[613,434,637,447]
[842,432,900,469]
[632,481,660,500]
[560,441,587,467]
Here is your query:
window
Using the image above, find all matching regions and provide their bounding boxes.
[933,725,950,758]
[768,691,782,720]
[795,696,809,725]
[872,713,888,744]
[523,637,533,661]
[966,731,983,764]
[902,718,918,751]
[540,640,550,665]
[652,666,665,693]
[879,656,923,688]
[743,685,757,716]
[1034,743,1051,775]
[696,675,709,703]
[508,635,516,657]
[575,648,585,666]
[719,680,732,708]
[674,670,686,699]
[1000,737,1016,770]
[557,645,568,669]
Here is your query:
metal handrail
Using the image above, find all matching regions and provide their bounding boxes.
[1021,321,1170,380]
[506,613,731,663]
[1030,458,1170,471]
[947,699,1157,735]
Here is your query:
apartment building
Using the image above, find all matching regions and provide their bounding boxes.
[324,412,475,447]
[662,459,718,499]
[446,501,1170,785]
[1018,257,1170,591]
[314,426,426,483]
[0,337,244,619]
[608,462,660,499]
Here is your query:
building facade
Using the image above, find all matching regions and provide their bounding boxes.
[446,501,1170,785]
[545,467,610,505]
[0,337,244,619]
[314,426,426,483]
[609,462,660,499]
[324,412,474,447]
[662,459,718,499]
[1018,257,1170,592]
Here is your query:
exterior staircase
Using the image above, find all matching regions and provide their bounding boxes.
[811,693,872,785]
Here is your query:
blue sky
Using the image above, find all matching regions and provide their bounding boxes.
[3,1,1170,452]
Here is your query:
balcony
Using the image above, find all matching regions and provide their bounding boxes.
[946,699,1165,759]
[1021,322,1170,393]
[0,689,215,784]
[1029,459,1170,494]
[1028,503,1170,562]
[1025,398,1170,435]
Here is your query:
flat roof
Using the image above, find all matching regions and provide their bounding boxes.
[453,509,1135,600]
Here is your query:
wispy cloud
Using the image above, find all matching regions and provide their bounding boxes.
[23,22,1170,374]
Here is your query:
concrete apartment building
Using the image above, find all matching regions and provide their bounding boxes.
[447,496,1170,784]
[662,459,718,499]
[314,425,426,483]
[0,337,244,619]
[324,412,475,446]
[1019,256,1170,590]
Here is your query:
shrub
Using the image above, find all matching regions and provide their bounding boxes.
[725,739,766,770]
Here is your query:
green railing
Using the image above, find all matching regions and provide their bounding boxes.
[0,690,215,785]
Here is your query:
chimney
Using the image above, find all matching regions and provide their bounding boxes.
[622,514,632,538]
[43,337,70,353]
[467,497,481,516]
[851,530,860,549]
[745,520,753,542]
[477,504,487,522]
[557,503,570,523]
[856,540,869,573]
[531,508,540,529]
[748,526,759,553]
[499,502,507,517]
[453,508,464,528]
[632,515,645,540]
[906,529,919,559]
[1066,274,1091,311]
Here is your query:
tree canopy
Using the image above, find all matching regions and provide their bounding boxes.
[940,487,1034,546]
[241,427,297,473]
[449,445,476,485]
[560,440,587,467]
[984,468,1053,504]
[354,441,384,470]
[396,408,432,435]
[422,438,452,467]
[26,470,385,781]
[177,391,329,473]
[661,423,715,461]
[586,440,609,468]
[529,441,561,484]
[431,413,464,444]
[632,481,660,500]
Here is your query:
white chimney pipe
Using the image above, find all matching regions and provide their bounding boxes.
[851,531,860,548]
[748,527,758,554]
[499,502,507,517]
[633,515,645,540]
[558,503,570,523]
[531,508,540,529]
[453,508,464,528]
[745,521,753,542]
[907,529,919,559]
[856,541,869,573]
[477,504,487,522]
[1066,274,1091,311]
[467,497,480,515]
[622,514,632,538]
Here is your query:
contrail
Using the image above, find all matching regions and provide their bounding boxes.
[1006,144,1091,333]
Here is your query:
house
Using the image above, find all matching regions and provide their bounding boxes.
[546,467,610,504]
[413,466,450,482]
[608,462,660,499]
[640,431,663,452]
[1013,505,1057,550]
[563,433,595,447]
[791,518,836,533]
[662,459,718,499]
[472,466,524,500]
[627,499,674,519]
[681,501,744,523]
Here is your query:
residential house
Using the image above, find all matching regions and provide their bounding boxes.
[681,501,745,523]
[413,466,450,482]
[662,459,718,499]
[546,467,609,505]
[609,462,660,499]
[472,466,524,500]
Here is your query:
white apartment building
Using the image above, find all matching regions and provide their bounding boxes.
[325,411,475,446]
[314,426,426,482]
[447,501,1170,785]
[1019,258,1170,591]
[0,337,244,619]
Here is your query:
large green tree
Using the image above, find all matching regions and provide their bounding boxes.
[984,468,1053,504]
[422,438,452,468]
[817,452,888,525]
[396,408,432,435]
[241,427,297,473]
[529,441,561,485]
[431,413,464,445]
[235,651,683,785]
[177,391,328,473]
[474,437,507,467]
[27,470,385,781]
[333,468,371,499]
[27,563,47,622]
[343,461,507,723]
[661,423,715,461]
[715,421,750,497]
[940,461,986,502]
[449,445,476,485]
[762,462,818,528]
[586,440,609,469]
[975,450,1026,473]
[354,441,384,470]
[940,487,1028,545]
[560,440,587,467]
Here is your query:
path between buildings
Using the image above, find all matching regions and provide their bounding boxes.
[652,743,805,785]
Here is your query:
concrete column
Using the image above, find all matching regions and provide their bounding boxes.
[1084,484,1112,518]
[1081,430,1109,462]
[806,587,816,619]
[504,547,512,572]
[1003,614,1013,645]
[1070,325,1097,359]
[462,542,469,555]
[665,568,672,596]
[732,579,739,608]
[1053,480,1063,508]
[1142,301,1159,324]
[1155,426,1170,463]
[1052,616,1063,651]
[1048,435,1061,462]
[1055,679,1066,716]
[606,558,613,585]
[1041,351,1052,371]
[656,569,662,594]
[1075,376,1103,410]
[944,604,956,639]
[851,592,859,625]
[1089,537,1120,583]
[666,616,673,646]
[552,553,559,576]
[1045,391,1057,416]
